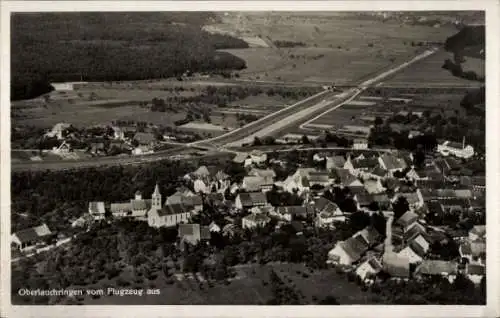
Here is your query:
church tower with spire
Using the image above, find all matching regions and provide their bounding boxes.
[152,183,162,210]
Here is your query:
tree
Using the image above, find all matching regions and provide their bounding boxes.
[301,135,310,144]
[319,295,340,305]
[374,116,384,126]
[253,137,262,146]
[393,197,409,220]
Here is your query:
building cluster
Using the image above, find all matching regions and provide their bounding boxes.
[13,145,485,286]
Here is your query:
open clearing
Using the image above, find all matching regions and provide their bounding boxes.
[82,262,374,305]
[209,13,458,84]
[380,50,485,87]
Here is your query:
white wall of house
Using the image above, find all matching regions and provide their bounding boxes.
[397,246,423,264]
[327,244,354,265]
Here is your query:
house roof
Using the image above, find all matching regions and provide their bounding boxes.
[370,166,387,177]
[157,204,188,216]
[372,194,390,204]
[416,260,458,275]
[277,205,313,216]
[367,257,383,271]
[396,211,419,228]
[438,198,470,209]
[467,264,486,276]
[178,224,211,240]
[379,154,407,171]
[207,193,224,203]
[352,158,379,170]
[357,226,382,246]
[364,179,383,194]
[193,165,210,177]
[355,193,373,206]
[471,176,485,187]
[461,240,486,257]
[89,201,105,214]
[405,223,427,242]
[182,195,203,207]
[342,235,370,262]
[314,197,340,215]
[333,168,359,186]
[238,192,268,207]
[110,202,132,213]
[131,199,151,211]
[328,155,346,167]
[384,178,402,191]
[398,192,421,205]
[133,132,156,144]
[308,172,330,183]
[14,224,52,243]
[250,168,276,179]
[233,152,249,163]
[243,176,266,191]
[470,225,486,238]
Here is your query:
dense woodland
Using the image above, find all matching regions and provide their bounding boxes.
[11,12,248,100]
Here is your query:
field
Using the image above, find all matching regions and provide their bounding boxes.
[380,50,485,88]
[209,13,459,84]
[81,262,374,305]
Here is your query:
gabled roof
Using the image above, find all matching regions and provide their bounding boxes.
[364,179,383,194]
[333,168,359,186]
[157,204,189,216]
[314,197,340,215]
[14,224,52,243]
[416,260,458,276]
[396,211,419,228]
[233,152,249,163]
[327,155,346,167]
[379,154,407,171]
[467,264,486,276]
[357,226,382,246]
[398,192,421,205]
[238,192,268,207]
[355,193,373,206]
[243,176,266,191]
[89,201,105,214]
[207,192,224,203]
[404,222,427,242]
[460,240,486,257]
[308,171,330,183]
[131,199,150,211]
[193,165,211,177]
[250,168,276,179]
[182,195,203,207]
[277,205,314,216]
[342,235,370,262]
[178,224,211,240]
[370,166,387,178]
[470,225,486,238]
[438,198,470,209]
[372,194,390,204]
[110,202,132,213]
[352,158,379,170]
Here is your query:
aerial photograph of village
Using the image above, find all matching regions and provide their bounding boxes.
[10,11,486,305]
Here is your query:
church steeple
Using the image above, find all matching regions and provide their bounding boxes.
[152,183,162,210]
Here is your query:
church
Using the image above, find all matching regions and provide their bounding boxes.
[147,184,197,228]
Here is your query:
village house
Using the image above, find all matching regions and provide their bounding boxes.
[371,194,391,210]
[466,264,486,284]
[332,168,363,188]
[45,122,71,140]
[395,240,427,265]
[88,201,106,220]
[11,223,54,251]
[242,211,271,229]
[51,141,72,154]
[178,223,211,247]
[344,157,379,177]
[166,187,195,204]
[314,197,346,226]
[378,153,407,176]
[393,190,424,209]
[233,152,249,166]
[415,260,458,283]
[276,205,314,222]
[396,210,420,232]
[110,191,152,218]
[307,171,331,187]
[437,139,474,159]
[133,132,157,146]
[242,176,269,192]
[326,155,347,170]
[365,166,388,180]
[356,256,383,283]
[352,138,369,150]
[235,192,269,210]
[112,126,125,140]
[313,152,328,163]
[459,240,486,265]
[208,221,222,233]
[327,234,369,266]
[249,168,276,184]
[469,225,486,241]
[363,179,385,194]
[247,150,267,166]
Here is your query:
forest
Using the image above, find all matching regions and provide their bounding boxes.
[11,12,248,100]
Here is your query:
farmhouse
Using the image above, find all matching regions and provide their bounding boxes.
[110,191,152,218]
[242,212,271,229]
[45,122,71,140]
[235,192,269,210]
[378,154,407,175]
[332,168,363,187]
[327,234,369,266]
[326,155,347,169]
[11,224,54,251]
[415,260,458,283]
[88,201,106,220]
[314,197,345,226]
[276,205,314,222]
[352,138,369,150]
[178,224,211,247]
[466,264,486,284]
[356,257,383,281]
[133,132,157,146]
